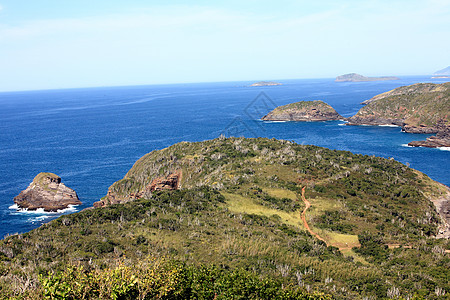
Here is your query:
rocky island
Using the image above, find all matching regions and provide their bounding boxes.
[261,100,343,121]
[249,81,282,87]
[13,172,81,212]
[335,73,399,82]
[348,82,450,148]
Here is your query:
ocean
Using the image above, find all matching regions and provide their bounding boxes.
[0,76,449,239]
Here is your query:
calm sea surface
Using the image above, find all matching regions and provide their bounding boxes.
[1,76,449,238]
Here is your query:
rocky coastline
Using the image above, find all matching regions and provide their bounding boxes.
[13,173,81,212]
[347,82,449,148]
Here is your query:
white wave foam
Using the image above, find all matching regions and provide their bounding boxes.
[265,120,287,123]
[401,144,413,148]
[439,147,450,151]
[9,204,79,214]
[379,124,400,128]
[27,215,51,223]
[8,204,19,210]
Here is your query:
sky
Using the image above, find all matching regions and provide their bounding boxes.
[0,0,449,91]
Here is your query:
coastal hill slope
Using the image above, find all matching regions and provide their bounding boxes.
[348,82,450,134]
[335,73,399,82]
[261,100,343,121]
[1,138,449,299]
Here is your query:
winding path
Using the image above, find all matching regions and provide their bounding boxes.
[300,186,328,245]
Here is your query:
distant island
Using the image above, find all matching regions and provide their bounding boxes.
[262,100,343,121]
[249,81,282,87]
[347,82,450,148]
[335,73,399,82]
[432,66,450,78]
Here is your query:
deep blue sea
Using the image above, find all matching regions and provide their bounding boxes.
[1,76,449,239]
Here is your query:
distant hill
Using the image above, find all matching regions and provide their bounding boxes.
[261,100,343,121]
[432,66,450,78]
[335,73,399,82]
[250,81,282,87]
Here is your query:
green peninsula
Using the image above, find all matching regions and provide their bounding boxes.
[1,137,449,299]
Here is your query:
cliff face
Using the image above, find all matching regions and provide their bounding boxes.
[13,173,81,212]
[347,82,450,139]
[261,100,343,121]
[94,171,181,208]
[335,73,399,82]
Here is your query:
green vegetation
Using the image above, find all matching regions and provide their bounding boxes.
[352,82,450,128]
[1,137,449,299]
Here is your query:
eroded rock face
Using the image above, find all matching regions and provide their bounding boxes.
[93,171,181,208]
[13,173,81,212]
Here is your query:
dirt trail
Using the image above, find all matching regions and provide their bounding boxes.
[300,186,328,245]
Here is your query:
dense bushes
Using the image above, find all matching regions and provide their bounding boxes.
[38,260,331,300]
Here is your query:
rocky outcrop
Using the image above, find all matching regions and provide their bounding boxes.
[335,73,399,82]
[93,171,181,208]
[13,173,81,212]
[250,81,282,87]
[408,123,450,148]
[262,100,343,122]
[347,82,450,146]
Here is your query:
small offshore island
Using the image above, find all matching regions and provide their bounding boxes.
[335,73,399,82]
[13,172,81,212]
[348,82,450,148]
[262,100,343,121]
[249,81,282,87]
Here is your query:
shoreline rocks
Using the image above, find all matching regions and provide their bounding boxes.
[408,125,450,148]
[13,173,81,212]
[262,100,343,122]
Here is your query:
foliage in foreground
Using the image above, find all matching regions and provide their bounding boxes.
[20,258,330,300]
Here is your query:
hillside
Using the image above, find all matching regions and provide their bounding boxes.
[348,82,450,135]
[335,73,399,82]
[261,100,343,121]
[1,137,449,299]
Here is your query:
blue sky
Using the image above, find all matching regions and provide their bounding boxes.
[0,0,449,91]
